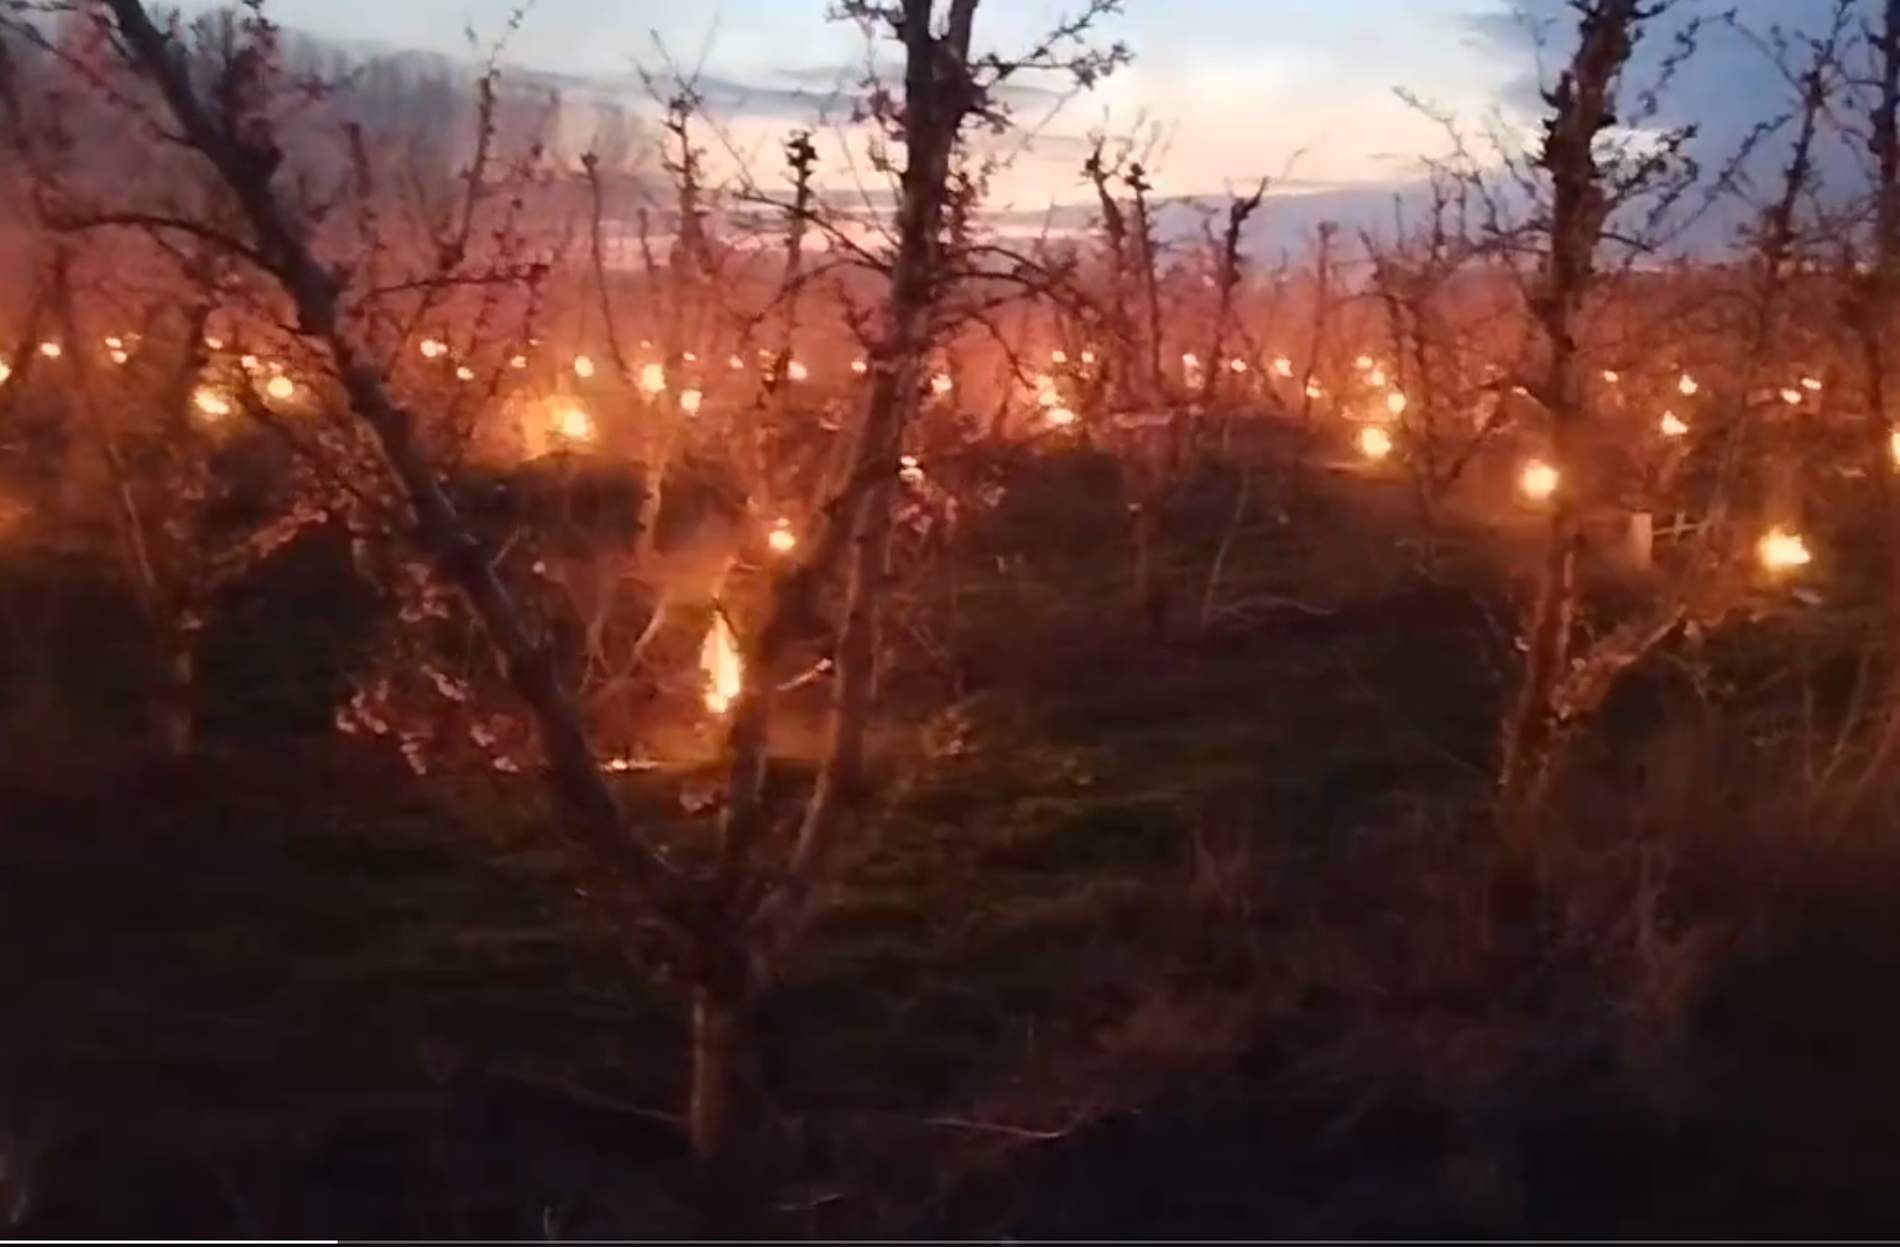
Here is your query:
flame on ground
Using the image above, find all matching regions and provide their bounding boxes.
[1758,526,1812,572]
[701,611,743,715]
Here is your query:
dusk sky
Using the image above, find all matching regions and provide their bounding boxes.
[194,0,1821,227]
[220,1,1521,202]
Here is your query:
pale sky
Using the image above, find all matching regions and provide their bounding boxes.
[226,0,1527,208]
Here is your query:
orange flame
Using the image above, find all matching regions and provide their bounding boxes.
[701,612,742,715]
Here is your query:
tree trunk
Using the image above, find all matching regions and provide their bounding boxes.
[687,982,737,1164]
[1494,0,1640,836]
[154,622,194,758]
[1498,499,1581,833]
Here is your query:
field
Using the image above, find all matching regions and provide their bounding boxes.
[8,0,1900,1237]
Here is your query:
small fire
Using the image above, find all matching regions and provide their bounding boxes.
[1384,390,1408,417]
[728,354,746,371]
[240,353,260,372]
[0,361,12,385]
[766,518,797,554]
[510,354,528,370]
[684,352,698,364]
[109,348,129,366]
[265,374,296,401]
[898,454,924,486]
[1890,428,1900,469]
[37,340,61,359]
[553,405,595,445]
[851,358,868,375]
[1659,411,1688,437]
[1272,356,1294,378]
[1354,354,1374,371]
[1229,358,1248,374]
[930,373,954,397]
[1678,372,1699,396]
[1758,526,1812,572]
[1182,352,1201,370]
[1801,376,1823,393]
[1304,380,1324,400]
[1779,387,1802,406]
[419,338,447,360]
[205,335,224,351]
[1047,405,1078,428]
[680,388,703,416]
[638,362,667,396]
[572,354,596,380]
[1367,367,1388,388]
[1081,349,1098,366]
[701,611,743,715]
[455,365,476,382]
[786,359,810,383]
[1357,425,1393,460]
[1602,369,1620,384]
[1051,349,1068,365]
[193,387,232,420]
[1034,375,1060,407]
[104,335,123,351]
[1519,458,1559,501]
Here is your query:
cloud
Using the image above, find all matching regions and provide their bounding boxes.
[1457,0,1869,239]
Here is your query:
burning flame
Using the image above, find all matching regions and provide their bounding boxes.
[638,362,667,396]
[1354,354,1374,371]
[898,454,924,486]
[240,353,260,372]
[1519,459,1559,501]
[193,387,232,421]
[680,388,703,415]
[553,405,595,445]
[1081,349,1098,366]
[265,374,296,401]
[931,372,954,397]
[1659,411,1688,438]
[572,354,596,380]
[728,354,746,371]
[852,358,868,375]
[419,338,447,360]
[1384,390,1408,417]
[1367,367,1388,388]
[1678,372,1699,396]
[510,354,528,370]
[701,612,742,715]
[109,348,129,366]
[787,359,810,383]
[1758,526,1812,572]
[1047,405,1078,428]
[455,365,476,382]
[1229,358,1248,374]
[1801,376,1823,392]
[0,361,12,385]
[1779,387,1803,406]
[1890,428,1900,468]
[1051,349,1068,365]
[1602,369,1620,384]
[1272,356,1294,378]
[38,340,61,359]
[1304,380,1324,400]
[205,335,224,351]
[1357,426,1393,460]
[766,518,797,554]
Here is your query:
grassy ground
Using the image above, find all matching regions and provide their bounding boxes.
[7,447,1900,1237]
